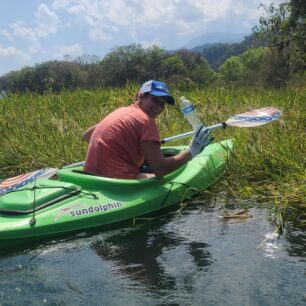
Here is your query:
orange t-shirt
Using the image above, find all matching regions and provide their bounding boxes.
[84,103,160,179]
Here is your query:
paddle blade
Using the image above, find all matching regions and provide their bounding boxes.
[226,107,282,127]
[0,168,58,196]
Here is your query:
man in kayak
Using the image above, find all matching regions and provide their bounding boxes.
[83,80,213,179]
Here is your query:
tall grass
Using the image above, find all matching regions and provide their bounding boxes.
[0,84,305,225]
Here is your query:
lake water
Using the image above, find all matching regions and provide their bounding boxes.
[0,202,305,306]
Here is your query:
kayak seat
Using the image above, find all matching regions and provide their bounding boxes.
[0,179,81,215]
[72,169,96,175]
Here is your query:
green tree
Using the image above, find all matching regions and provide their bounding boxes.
[219,56,244,82]
[160,55,186,77]
[220,48,270,85]
[100,44,148,86]
[144,46,168,80]
[253,0,306,83]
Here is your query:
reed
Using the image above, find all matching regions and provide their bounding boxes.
[0,84,305,226]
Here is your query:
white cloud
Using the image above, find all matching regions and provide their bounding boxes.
[0,3,61,75]
[174,0,284,36]
[191,0,231,20]
[0,44,29,59]
[52,0,75,10]
[89,28,111,42]
[137,0,178,26]
[5,4,59,43]
[10,23,37,41]
[140,38,162,49]
[51,0,275,42]
[9,23,42,55]
[53,44,83,59]
[51,0,179,43]
[35,3,60,38]
[52,0,136,42]
[176,19,203,36]
[0,29,13,41]
[0,3,61,76]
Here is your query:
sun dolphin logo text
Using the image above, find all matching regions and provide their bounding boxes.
[54,201,123,221]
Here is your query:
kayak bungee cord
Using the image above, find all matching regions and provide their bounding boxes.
[161,181,197,207]
[29,179,38,226]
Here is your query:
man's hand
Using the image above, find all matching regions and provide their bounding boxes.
[188,125,214,158]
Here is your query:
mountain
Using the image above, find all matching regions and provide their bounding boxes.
[182,32,249,49]
[189,34,266,70]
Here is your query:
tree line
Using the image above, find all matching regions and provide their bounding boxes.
[0,45,220,94]
[0,0,304,94]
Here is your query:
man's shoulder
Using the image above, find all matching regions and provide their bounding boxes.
[125,104,151,120]
[108,103,155,127]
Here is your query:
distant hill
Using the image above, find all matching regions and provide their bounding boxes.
[190,34,266,70]
[182,32,249,49]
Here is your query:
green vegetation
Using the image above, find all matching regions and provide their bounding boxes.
[254,0,306,84]
[0,86,305,225]
[219,47,269,85]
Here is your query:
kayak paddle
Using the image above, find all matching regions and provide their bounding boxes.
[161,107,282,143]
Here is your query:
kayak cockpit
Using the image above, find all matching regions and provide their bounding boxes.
[57,146,188,189]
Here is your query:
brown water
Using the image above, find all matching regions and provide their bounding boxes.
[0,204,305,306]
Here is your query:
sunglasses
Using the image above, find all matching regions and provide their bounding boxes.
[150,95,167,105]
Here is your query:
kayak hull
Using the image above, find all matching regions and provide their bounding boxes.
[0,140,233,244]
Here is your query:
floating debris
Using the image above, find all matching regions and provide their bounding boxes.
[221,209,252,223]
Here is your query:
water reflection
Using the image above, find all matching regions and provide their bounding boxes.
[285,225,306,258]
[91,216,213,291]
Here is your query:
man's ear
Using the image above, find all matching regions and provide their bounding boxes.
[137,92,148,106]
[135,90,141,100]
[138,92,146,99]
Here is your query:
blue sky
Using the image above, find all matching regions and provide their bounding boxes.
[0,0,282,76]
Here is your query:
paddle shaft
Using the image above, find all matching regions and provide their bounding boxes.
[161,122,226,144]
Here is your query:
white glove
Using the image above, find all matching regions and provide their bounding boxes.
[188,125,214,158]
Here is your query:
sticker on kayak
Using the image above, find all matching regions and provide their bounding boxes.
[54,201,124,221]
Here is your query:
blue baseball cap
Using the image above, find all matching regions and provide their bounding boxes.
[139,80,175,105]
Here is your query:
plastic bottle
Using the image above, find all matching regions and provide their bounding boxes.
[180,96,202,131]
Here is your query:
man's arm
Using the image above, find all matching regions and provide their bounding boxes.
[83,125,97,143]
[141,141,191,178]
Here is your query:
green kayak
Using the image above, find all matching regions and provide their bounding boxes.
[0,140,233,244]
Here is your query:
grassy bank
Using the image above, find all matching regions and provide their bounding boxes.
[0,85,305,227]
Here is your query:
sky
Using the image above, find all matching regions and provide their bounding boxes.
[0,0,283,76]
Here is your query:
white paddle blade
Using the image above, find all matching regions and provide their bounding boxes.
[226,107,282,127]
[0,168,58,196]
